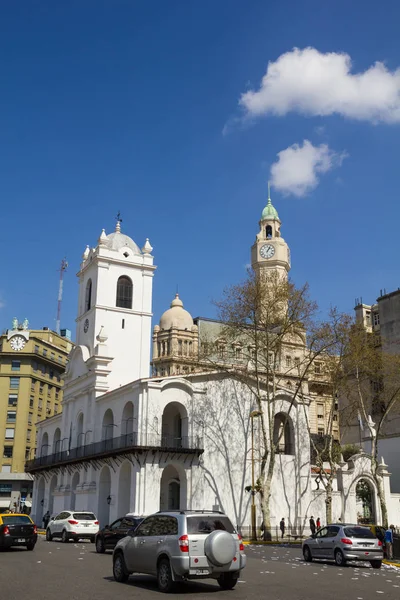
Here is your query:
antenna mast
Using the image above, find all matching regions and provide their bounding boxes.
[56,258,68,335]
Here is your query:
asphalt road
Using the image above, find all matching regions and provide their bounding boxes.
[0,537,399,600]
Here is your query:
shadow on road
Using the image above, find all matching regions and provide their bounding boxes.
[103,575,221,593]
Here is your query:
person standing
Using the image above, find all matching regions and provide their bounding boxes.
[309,516,316,535]
[43,510,50,530]
[280,518,285,539]
[316,517,321,529]
[385,525,394,560]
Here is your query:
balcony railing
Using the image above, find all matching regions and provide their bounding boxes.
[25,433,204,472]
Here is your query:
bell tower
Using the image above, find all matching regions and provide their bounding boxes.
[251,185,290,278]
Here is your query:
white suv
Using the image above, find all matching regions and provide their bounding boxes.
[46,511,99,543]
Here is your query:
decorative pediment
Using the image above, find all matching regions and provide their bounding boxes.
[64,345,91,382]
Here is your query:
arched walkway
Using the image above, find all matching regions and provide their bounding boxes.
[48,475,57,516]
[117,462,132,516]
[70,472,80,511]
[159,464,187,511]
[356,478,376,524]
[98,466,111,527]
[273,412,294,455]
[161,402,188,449]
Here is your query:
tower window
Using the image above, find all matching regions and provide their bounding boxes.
[266,225,272,239]
[85,279,92,312]
[122,319,125,329]
[116,276,133,309]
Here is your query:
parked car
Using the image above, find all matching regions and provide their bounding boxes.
[302,523,383,568]
[95,515,144,553]
[112,510,246,592]
[0,513,38,551]
[46,510,99,543]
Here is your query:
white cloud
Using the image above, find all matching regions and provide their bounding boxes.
[240,47,400,123]
[0,298,5,309]
[270,140,347,197]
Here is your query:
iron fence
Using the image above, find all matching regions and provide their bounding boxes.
[25,433,203,472]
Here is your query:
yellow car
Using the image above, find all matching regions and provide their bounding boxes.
[366,525,387,556]
[0,513,38,551]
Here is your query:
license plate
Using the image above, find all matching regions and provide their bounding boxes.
[83,524,90,527]
[195,569,210,575]
[17,538,25,543]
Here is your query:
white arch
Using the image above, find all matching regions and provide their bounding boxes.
[71,472,80,511]
[117,461,132,516]
[41,432,50,457]
[121,401,135,435]
[161,401,188,448]
[53,428,61,454]
[76,412,84,447]
[98,466,111,527]
[102,409,115,440]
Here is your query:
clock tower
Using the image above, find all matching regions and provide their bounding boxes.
[251,187,290,279]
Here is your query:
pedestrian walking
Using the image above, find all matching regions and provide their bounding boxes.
[43,510,50,529]
[385,525,395,560]
[316,517,321,529]
[309,516,316,535]
[280,517,285,539]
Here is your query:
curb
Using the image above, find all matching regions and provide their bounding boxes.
[383,560,400,567]
[243,540,302,546]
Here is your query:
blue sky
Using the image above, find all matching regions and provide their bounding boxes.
[1,1,400,336]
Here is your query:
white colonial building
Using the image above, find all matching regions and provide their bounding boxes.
[28,201,400,532]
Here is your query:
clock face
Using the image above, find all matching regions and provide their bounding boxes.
[260,244,275,259]
[10,335,26,351]
[83,318,89,333]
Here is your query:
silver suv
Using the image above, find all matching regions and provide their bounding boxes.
[112,510,246,592]
[302,524,383,568]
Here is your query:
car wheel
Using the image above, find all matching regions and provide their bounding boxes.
[113,552,129,583]
[96,537,105,553]
[370,560,382,569]
[46,528,53,542]
[334,549,346,566]
[217,573,238,590]
[26,542,36,551]
[303,545,313,562]
[61,529,69,544]
[157,558,174,593]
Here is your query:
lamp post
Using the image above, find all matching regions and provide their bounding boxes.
[250,410,262,541]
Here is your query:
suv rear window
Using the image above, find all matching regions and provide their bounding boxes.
[2,516,32,525]
[344,527,375,539]
[187,516,235,534]
[73,513,96,521]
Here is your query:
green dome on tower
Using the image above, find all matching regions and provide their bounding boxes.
[261,186,279,220]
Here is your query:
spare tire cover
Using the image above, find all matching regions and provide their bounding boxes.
[204,530,236,567]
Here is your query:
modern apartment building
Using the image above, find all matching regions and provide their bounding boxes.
[0,320,72,510]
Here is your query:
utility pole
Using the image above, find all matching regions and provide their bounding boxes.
[56,258,68,335]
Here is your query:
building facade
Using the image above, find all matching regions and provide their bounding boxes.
[342,292,400,493]
[0,324,72,510]
[27,197,400,531]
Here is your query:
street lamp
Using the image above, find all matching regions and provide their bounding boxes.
[250,410,262,542]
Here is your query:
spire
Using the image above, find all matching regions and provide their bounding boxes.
[98,229,107,246]
[261,183,279,221]
[115,211,122,233]
[141,238,153,254]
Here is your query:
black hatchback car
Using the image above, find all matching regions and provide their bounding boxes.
[0,513,38,550]
[95,515,143,553]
